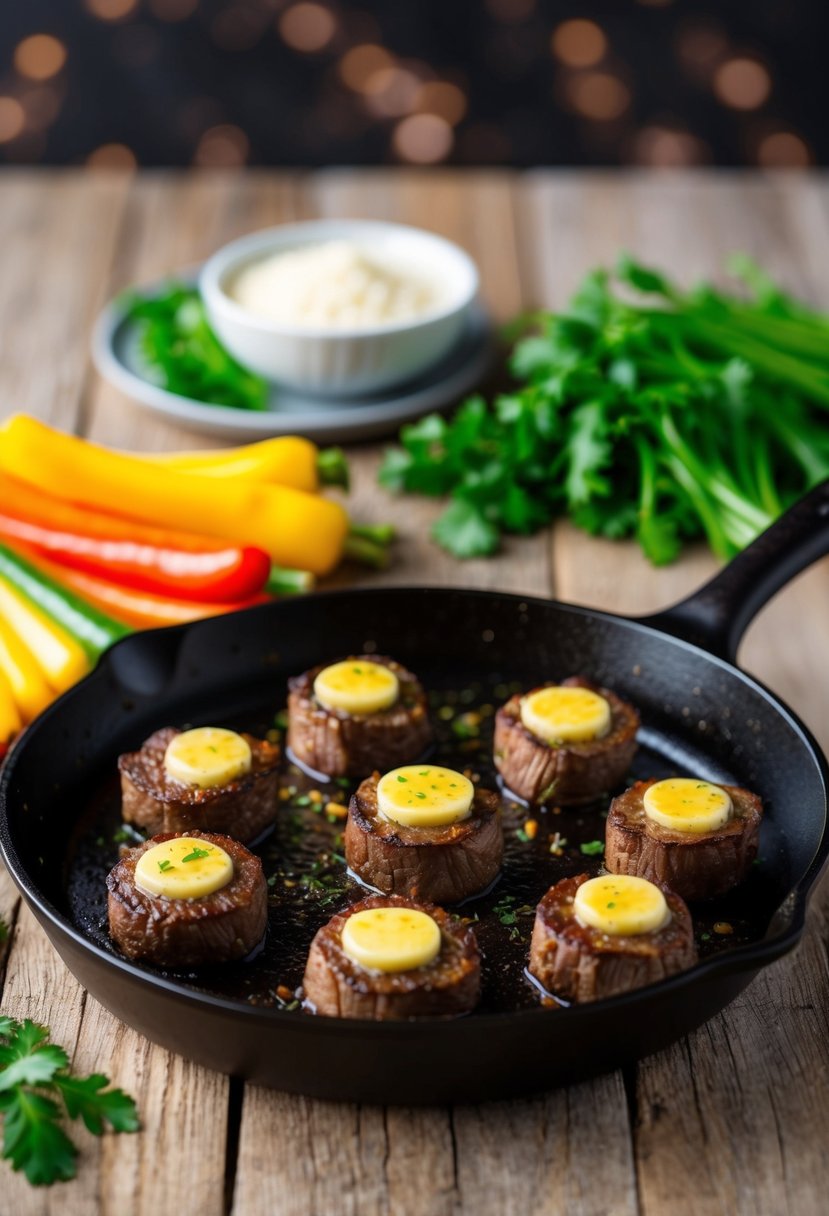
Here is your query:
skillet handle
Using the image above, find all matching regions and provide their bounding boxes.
[638,480,829,664]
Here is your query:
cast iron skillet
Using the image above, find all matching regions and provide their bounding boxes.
[1,484,829,1105]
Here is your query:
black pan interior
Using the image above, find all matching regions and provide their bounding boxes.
[3,587,825,1024]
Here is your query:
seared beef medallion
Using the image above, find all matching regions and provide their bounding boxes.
[529,873,697,1003]
[344,770,503,904]
[119,726,280,843]
[494,676,639,805]
[107,831,267,966]
[605,778,763,901]
[303,895,481,1019]
[287,655,433,779]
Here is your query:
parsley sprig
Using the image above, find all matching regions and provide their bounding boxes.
[0,1017,138,1186]
[123,284,268,412]
[380,254,829,564]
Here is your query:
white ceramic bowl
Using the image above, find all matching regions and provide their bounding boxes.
[199,220,479,397]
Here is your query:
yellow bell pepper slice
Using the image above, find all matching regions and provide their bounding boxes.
[0,615,55,722]
[140,436,323,492]
[0,575,89,694]
[0,665,22,743]
[0,416,349,577]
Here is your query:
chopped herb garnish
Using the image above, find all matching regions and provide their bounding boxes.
[515,828,530,843]
[415,792,427,800]
[606,902,616,909]
[397,775,408,783]
[580,840,604,856]
[181,847,211,863]
[158,860,173,873]
[273,710,289,731]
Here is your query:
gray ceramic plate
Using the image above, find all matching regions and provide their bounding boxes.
[92,275,494,443]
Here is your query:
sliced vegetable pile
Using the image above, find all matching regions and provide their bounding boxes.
[124,284,268,411]
[381,255,829,563]
[0,415,392,751]
[0,1015,138,1186]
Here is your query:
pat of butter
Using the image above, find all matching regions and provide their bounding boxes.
[134,837,233,900]
[520,686,611,744]
[314,659,399,715]
[341,906,441,972]
[164,727,252,789]
[643,778,732,834]
[574,875,670,936]
[376,765,474,828]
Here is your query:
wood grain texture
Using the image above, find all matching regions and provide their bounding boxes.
[0,169,827,1215]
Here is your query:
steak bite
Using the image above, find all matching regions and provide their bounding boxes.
[344,765,503,904]
[107,831,267,967]
[119,726,280,843]
[287,655,433,779]
[605,777,763,902]
[494,675,639,806]
[529,873,697,1003]
[303,894,481,1019]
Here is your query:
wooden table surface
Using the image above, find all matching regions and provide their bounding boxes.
[0,168,827,1216]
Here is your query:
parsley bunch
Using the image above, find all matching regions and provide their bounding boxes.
[124,284,268,411]
[380,255,829,563]
[0,1016,138,1186]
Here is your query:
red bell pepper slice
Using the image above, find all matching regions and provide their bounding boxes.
[0,472,270,602]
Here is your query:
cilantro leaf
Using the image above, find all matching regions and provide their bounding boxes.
[431,499,500,558]
[53,1074,139,1136]
[0,1089,77,1186]
[0,1017,138,1188]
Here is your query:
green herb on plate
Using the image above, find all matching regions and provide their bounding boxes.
[123,284,268,411]
[380,255,829,564]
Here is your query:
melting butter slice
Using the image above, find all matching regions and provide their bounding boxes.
[377,765,474,828]
[164,727,252,789]
[314,659,399,714]
[134,837,233,900]
[643,778,732,834]
[520,686,611,744]
[341,906,441,972]
[574,875,670,936]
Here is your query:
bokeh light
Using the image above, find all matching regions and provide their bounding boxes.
[0,99,25,144]
[714,58,771,110]
[194,123,250,167]
[567,73,631,121]
[364,67,421,118]
[756,131,811,168]
[86,142,137,169]
[415,81,467,125]
[84,0,138,20]
[339,44,393,91]
[14,35,67,81]
[278,3,337,54]
[633,125,707,166]
[393,113,453,163]
[551,20,607,69]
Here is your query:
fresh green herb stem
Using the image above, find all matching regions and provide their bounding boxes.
[266,565,316,596]
[316,447,350,490]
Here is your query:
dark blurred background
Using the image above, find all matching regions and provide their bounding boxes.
[0,0,824,169]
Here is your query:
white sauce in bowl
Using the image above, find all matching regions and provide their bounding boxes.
[229,240,440,329]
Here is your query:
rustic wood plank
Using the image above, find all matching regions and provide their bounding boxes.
[0,170,129,431]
